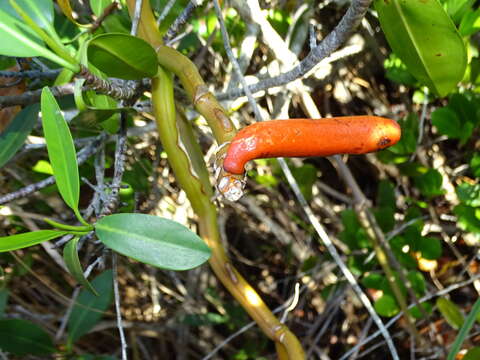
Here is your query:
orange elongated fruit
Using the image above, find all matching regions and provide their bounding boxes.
[223,116,401,175]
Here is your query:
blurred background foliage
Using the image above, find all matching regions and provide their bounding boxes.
[0,0,480,359]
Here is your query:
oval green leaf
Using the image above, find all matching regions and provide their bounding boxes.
[419,237,442,260]
[374,294,400,317]
[67,270,113,343]
[0,318,55,356]
[63,237,98,296]
[0,230,69,252]
[41,87,80,217]
[374,0,467,96]
[437,297,464,330]
[87,33,158,80]
[95,214,211,271]
[0,103,39,168]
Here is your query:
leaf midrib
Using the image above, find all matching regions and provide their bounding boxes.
[393,0,436,91]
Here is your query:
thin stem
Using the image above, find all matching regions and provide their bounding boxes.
[218,0,372,100]
[163,0,199,41]
[112,253,128,360]
[157,0,177,26]
[212,0,262,121]
[131,0,143,35]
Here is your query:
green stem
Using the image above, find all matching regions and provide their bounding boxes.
[151,66,305,359]
[156,45,237,145]
[43,217,93,232]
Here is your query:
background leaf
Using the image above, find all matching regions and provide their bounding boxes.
[437,297,464,329]
[95,213,211,271]
[0,103,39,168]
[67,270,113,344]
[447,297,480,360]
[0,318,55,356]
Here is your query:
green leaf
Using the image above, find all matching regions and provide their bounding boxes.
[431,107,463,139]
[375,0,467,96]
[407,270,426,295]
[63,237,98,296]
[0,230,69,252]
[0,2,46,57]
[87,33,158,80]
[463,347,480,360]
[447,297,480,360]
[470,153,480,177]
[459,9,480,37]
[90,0,114,16]
[95,214,211,271]
[290,164,317,202]
[454,204,480,234]
[362,273,388,291]
[437,297,464,329]
[390,235,418,269]
[414,168,444,198]
[456,183,480,207]
[339,209,371,250]
[0,288,9,318]
[384,53,418,86]
[377,180,396,210]
[374,207,395,233]
[374,294,400,317]
[0,318,55,356]
[67,270,113,343]
[7,0,56,38]
[0,104,39,168]
[444,0,475,24]
[449,93,478,125]
[409,301,433,319]
[41,87,83,222]
[419,237,442,260]
[0,1,74,69]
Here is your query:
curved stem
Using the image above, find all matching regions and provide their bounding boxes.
[156,45,236,146]
[151,66,304,359]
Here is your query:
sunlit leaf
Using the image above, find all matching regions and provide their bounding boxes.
[41,87,82,221]
[95,214,211,271]
[375,0,467,96]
